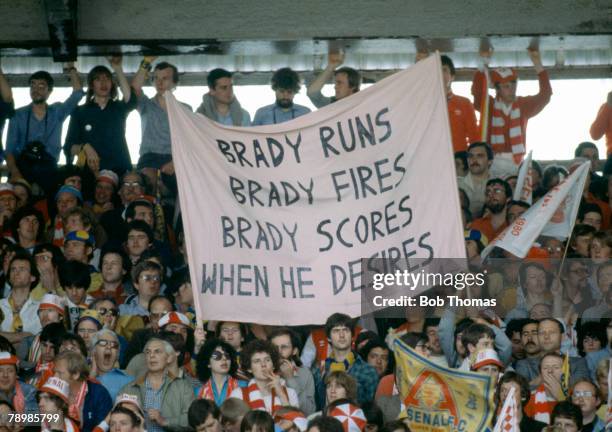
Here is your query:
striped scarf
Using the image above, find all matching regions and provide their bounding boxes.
[525,384,556,424]
[28,334,41,364]
[198,376,240,406]
[241,379,288,414]
[52,217,64,248]
[13,381,25,413]
[68,381,88,426]
[29,361,54,388]
[490,99,525,164]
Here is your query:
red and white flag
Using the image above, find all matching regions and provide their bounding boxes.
[329,403,367,432]
[513,150,533,204]
[482,161,590,258]
[493,386,519,432]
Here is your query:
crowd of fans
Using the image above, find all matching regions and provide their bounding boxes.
[0,47,608,432]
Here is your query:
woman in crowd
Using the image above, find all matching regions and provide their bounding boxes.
[196,338,242,405]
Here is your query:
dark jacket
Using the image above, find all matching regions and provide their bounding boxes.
[82,379,113,431]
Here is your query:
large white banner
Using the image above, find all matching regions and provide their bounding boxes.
[167,55,465,325]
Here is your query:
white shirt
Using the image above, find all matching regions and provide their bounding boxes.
[457,172,489,218]
[0,296,41,334]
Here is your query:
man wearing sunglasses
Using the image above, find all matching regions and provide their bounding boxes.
[91,329,133,400]
[90,297,136,367]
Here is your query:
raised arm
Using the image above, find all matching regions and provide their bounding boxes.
[527,47,544,74]
[56,63,85,120]
[0,60,13,104]
[590,92,612,141]
[65,61,83,92]
[307,51,344,98]
[131,55,157,96]
[108,55,131,102]
[471,48,493,112]
[520,48,552,118]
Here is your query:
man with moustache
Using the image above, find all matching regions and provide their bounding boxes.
[515,319,542,387]
[457,142,493,218]
[5,67,83,193]
[471,178,512,242]
[253,68,310,125]
[516,318,589,389]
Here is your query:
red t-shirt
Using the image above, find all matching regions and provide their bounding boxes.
[448,94,479,152]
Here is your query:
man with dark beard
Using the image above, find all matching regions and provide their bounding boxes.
[252,68,310,125]
[457,142,493,218]
[471,178,511,242]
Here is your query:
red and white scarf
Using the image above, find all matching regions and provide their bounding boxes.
[13,381,26,413]
[490,99,525,164]
[198,376,240,401]
[68,381,88,426]
[30,361,54,388]
[241,379,288,414]
[525,384,556,424]
[52,217,64,248]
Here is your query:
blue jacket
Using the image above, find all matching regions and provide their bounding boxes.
[312,353,378,410]
[0,381,38,414]
[82,380,113,432]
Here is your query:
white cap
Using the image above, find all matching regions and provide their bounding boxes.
[158,311,191,328]
[39,294,66,315]
[40,377,70,404]
[472,348,504,370]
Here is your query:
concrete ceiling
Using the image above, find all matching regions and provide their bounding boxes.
[0,0,610,81]
[2,0,610,42]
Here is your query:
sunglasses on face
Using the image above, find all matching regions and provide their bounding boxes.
[96,307,118,317]
[96,339,120,349]
[211,350,230,361]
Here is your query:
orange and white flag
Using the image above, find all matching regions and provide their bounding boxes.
[493,386,519,432]
[482,161,590,258]
[513,150,533,204]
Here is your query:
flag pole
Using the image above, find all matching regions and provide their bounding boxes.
[554,163,590,279]
[480,65,490,142]
[556,236,572,280]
